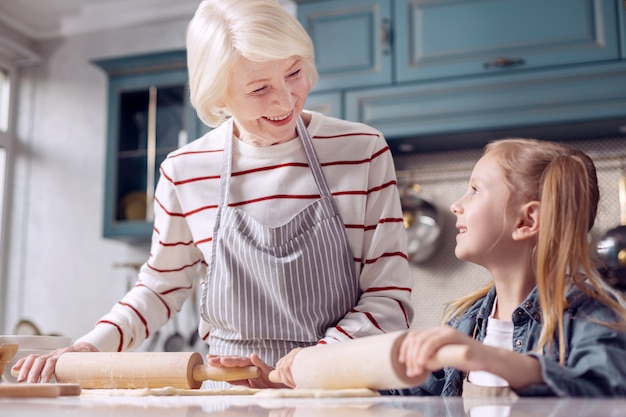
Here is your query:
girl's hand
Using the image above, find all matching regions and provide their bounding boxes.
[399,326,543,390]
[272,347,302,388]
[399,326,483,377]
[206,353,288,389]
[12,342,98,383]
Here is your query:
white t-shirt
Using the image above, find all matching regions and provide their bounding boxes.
[468,299,513,387]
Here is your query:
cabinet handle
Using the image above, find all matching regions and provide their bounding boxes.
[483,57,525,69]
[380,18,392,56]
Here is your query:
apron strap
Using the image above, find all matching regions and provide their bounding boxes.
[296,116,332,199]
[216,118,234,212]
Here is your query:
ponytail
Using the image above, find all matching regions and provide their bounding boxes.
[518,144,626,364]
[536,155,593,363]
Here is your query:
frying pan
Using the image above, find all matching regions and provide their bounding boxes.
[400,184,443,264]
[596,171,626,290]
[163,315,184,352]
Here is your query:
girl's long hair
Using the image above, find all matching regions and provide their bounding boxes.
[444,138,626,363]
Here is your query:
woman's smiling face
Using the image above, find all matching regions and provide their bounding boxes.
[222,56,311,146]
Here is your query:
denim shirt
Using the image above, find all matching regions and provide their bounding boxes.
[387,285,626,397]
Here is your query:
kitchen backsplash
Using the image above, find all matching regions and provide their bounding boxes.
[393,136,626,329]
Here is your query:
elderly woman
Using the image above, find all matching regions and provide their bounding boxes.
[13,0,414,389]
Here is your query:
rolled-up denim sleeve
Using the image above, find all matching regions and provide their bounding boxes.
[518,323,626,397]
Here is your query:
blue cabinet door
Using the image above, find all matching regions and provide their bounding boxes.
[297,0,393,91]
[305,91,343,118]
[394,0,621,83]
[94,51,204,242]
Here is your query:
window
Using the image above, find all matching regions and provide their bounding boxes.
[0,66,12,272]
[0,68,9,132]
[0,147,5,238]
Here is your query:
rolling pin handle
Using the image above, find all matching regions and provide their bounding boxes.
[192,365,260,382]
[268,370,281,384]
[426,344,471,371]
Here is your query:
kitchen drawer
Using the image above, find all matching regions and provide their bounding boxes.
[345,61,626,152]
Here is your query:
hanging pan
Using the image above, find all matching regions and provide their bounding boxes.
[596,169,626,291]
[400,183,444,264]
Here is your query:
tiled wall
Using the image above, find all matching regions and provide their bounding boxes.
[392,137,626,329]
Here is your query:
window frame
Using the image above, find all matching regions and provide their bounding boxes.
[0,62,17,332]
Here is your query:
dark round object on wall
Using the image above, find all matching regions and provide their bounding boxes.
[596,226,626,291]
[400,184,444,264]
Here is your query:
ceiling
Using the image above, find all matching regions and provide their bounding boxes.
[0,0,202,40]
[0,0,295,68]
[0,0,296,41]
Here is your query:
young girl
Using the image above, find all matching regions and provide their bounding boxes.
[395,138,626,397]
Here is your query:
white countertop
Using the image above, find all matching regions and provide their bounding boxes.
[1,394,624,417]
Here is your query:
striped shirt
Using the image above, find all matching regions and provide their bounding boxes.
[78,111,414,353]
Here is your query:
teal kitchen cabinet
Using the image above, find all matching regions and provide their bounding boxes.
[305,91,343,118]
[394,0,621,83]
[94,51,207,241]
[299,0,621,87]
[296,0,626,152]
[345,62,626,152]
[297,0,393,91]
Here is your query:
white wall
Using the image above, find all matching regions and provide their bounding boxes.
[3,18,191,340]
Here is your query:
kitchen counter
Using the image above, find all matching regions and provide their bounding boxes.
[1,393,625,417]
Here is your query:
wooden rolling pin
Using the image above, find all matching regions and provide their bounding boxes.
[0,343,19,377]
[269,331,470,390]
[51,351,260,389]
[0,383,81,398]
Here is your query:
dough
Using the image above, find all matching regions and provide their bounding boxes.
[80,386,379,398]
[254,388,380,398]
[81,385,260,396]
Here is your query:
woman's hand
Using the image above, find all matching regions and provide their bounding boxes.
[206,353,288,389]
[399,325,483,377]
[12,342,98,383]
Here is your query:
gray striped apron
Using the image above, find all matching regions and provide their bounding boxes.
[201,117,360,368]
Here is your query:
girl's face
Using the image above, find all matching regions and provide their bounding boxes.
[450,154,518,267]
[222,56,311,146]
